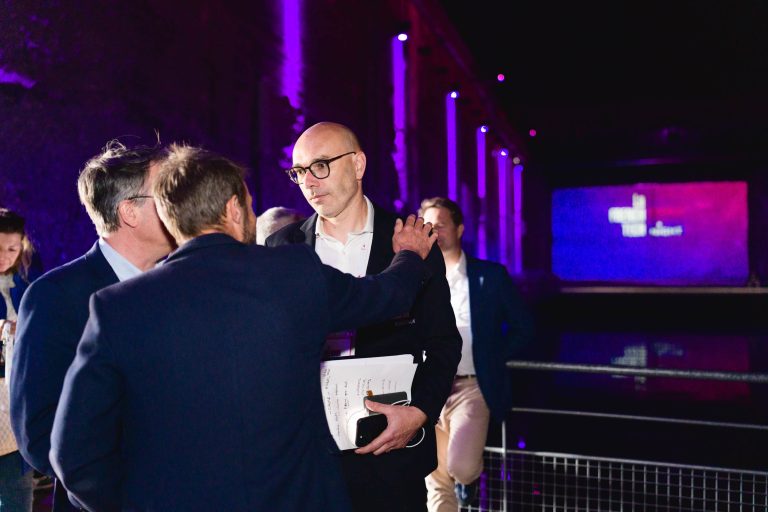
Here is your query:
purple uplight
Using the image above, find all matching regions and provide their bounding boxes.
[497,73,505,82]
[513,164,524,274]
[528,129,537,137]
[476,126,488,259]
[391,35,408,209]
[446,92,458,201]
[281,0,302,110]
[397,33,408,41]
[517,438,526,449]
[476,128,487,200]
[280,0,304,165]
[497,149,510,267]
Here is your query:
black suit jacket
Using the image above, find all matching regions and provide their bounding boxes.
[267,204,462,480]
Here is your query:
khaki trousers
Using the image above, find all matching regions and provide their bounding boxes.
[426,377,490,512]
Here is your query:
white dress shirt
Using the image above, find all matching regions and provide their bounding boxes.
[314,196,375,278]
[314,196,375,356]
[447,251,475,376]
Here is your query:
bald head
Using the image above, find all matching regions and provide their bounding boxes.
[291,122,367,221]
[294,122,361,155]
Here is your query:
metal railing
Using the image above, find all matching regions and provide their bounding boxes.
[454,360,768,511]
[505,360,768,384]
[462,449,768,512]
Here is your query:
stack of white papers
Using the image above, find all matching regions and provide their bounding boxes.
[320,354,417,450]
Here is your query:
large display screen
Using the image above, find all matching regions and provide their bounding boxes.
[551,181,749,285]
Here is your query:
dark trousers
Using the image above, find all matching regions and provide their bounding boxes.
[52,479,81,512]
[340,453,427,512]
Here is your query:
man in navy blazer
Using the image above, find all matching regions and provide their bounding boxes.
[267,122,461,511]
[420,197,534,511]
[49,144,438,512]
[10,141,175,511]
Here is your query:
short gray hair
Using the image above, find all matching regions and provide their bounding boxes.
[256,207,304,245]
[77,140,161,235]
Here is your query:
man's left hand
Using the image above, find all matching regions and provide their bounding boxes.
[354,400,427,456]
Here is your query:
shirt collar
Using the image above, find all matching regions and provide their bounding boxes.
[98,238,142,282]
[315,196,375,239]
[446,251,467,279]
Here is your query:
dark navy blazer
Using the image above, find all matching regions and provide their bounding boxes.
[466,256,534,421]
[11,242,117,477]
[267,205,462,483]
[50,234,430,512]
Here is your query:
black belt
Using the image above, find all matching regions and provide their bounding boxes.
[455,374,476,379]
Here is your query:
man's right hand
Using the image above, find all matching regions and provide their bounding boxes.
[392,214,437,259]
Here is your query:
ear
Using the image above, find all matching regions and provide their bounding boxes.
[117,200,139,228]
[457,223,465,240]
[354,151,367,180]
[225,195,242,225]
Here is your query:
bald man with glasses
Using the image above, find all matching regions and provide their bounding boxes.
[268,122,461,511]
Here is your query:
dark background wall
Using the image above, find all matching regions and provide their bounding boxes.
[0,0,518,271]
[2,1,766,284]
[1,0,282,267]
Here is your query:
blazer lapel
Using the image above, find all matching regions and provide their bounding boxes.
[85,242,120,288]
[299,214,318,247]
[365,204,396,276]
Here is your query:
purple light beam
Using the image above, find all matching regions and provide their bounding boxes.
[513,164,524,274]
[476,126,488,259]
[446,92,458,201]
[497,149,509,267]
[391,35,408,211]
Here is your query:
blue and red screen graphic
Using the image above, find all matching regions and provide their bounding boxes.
[552,181,749,285]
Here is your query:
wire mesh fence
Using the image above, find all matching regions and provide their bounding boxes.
[461,448,768,512]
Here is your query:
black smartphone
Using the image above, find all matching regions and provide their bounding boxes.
[364,391,408,407]
[355,413,388,447]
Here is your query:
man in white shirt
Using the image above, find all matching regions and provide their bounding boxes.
[420,197,534,511]
[267,122,461,511]
[10,140,175,511]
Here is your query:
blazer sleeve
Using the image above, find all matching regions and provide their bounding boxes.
[50,294,124,512]
[409,245,462,425]
[316,247,432,333]
[10,279,83,476]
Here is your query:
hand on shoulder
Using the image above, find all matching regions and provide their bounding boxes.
[391,214,437,259]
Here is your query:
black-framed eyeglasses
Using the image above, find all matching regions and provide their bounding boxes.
[125,195,153,201]
[284,152,356,184]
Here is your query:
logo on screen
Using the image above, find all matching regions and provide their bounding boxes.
[608,193,683,238]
